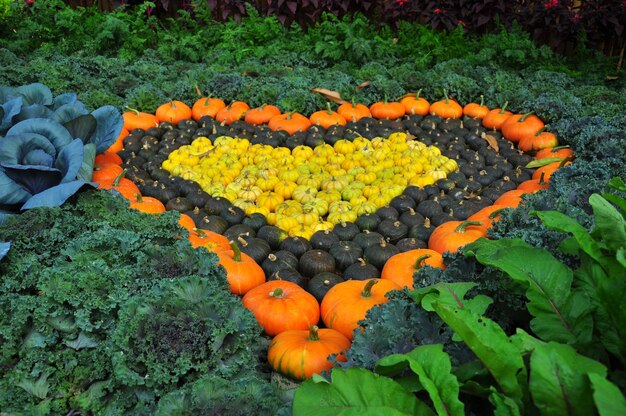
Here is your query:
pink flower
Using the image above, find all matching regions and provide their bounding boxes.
[396,0,408,5]
[434,8,446,14]
[572,13,581,22]
[544,0,558,9]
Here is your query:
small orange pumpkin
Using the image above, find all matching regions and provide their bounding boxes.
[244,104,281,125]
[94,152,122,166]
[310,103,347,128]
[122,108,158,131]
[482,102,512,130]
[92,163,124,184]
[191,97,226,121]
[188,228,231,251]
[493,189,528,208]
[400,90,430,116]
[428,220,487,255]
[242,280,320,336]
[129,193,166,214]
[268,326,351,381]
[369,100,405,120]
[216,241,265,295]
[268,112,312,135]
[337,100,371,122]
[178,213,196,232]
[467,204,509,230]
[381,249,444,289]
[106,127,129,153]
[463,95,489,119]
[534,146,574,161]
[500,112,545,143]
[97,169,141,200]
[517,173,550,193]
[155,100,192,125]
[518,129,558,154]
[215,101,250,125]
[531,157,573,182]
[429,91,463,119]
[321,279,399,340]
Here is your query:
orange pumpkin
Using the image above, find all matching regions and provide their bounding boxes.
[94,152,122,166]
[518,129,558,154]
[268,326,351,381]
[106,127,129,153]
[482,102,512,130]
[500,113,545,143]
[369,100,405,120]
[215,101,250,125]
[531,157,573,182]
[191,97,226,121]
[216,241,265,295]
[178,213,196,232]
[400,90,430,116]
[428,220,487,255]
[155,100,192,125]
[242,280,320,336]
[517,174,550,193]
[268,112,312,135]
[188,228,231,251]
[535,146,574,161]
[463,95,489,119]
[429,91,463,119]
[122,108,158,131]
[381,249,444,289]
[92,162,124,184]
[244,104,281,125]
[493,189,527,208]
[321,279,399,340]
[97,169,140,200]
[467,204,509,230]
[129,193,166,214]
[337,101,371,122]
[310,103,347,128]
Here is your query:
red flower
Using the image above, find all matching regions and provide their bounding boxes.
[544,0,558,9]
[572,13,581,22]
[434,8,446,14]
[396,0,408,5]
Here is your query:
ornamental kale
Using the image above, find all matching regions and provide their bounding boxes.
[0,83,122,217]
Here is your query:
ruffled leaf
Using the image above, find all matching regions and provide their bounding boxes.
[0,211,16,224]
[0,169,31,205]
[91,106,123,153]
[77,143,96,181]
[6,118,73,150]
[52,102,89,124]
[1,162,62,195]
[55,138,84,183]
[0,96,23,135]
[12,103,54,124]
[23,148,54,167]
[14,83,53,106]
[0,241,10,261]
[63,114,97,144]
[51,92,78,109]
[21,180,96,209]
[0,133,56,164]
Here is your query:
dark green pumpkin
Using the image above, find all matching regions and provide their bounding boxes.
[242,213,268,231]
[223,224,256,241]
[205,196,232,215]
[352,230,384,250]
[375,206,399,222]
[195,214,228,234]
[261,250,299,276]
[220,206,245,226]
[307,272,344,303]
[389,194,416,214]
[298,249,336,278]
[399,208,425,227]
[395,238,427,252]
[363,239,400,270]
[236,236,272,264]
[269,269,308,289]
[166,197,194,213]
[408,217,434,242]
[310,229,340,251]
[332,221,360,241]
[279,236,312,259]
[329,241,363,271]
[377,219,408,243]
[257,225,288,250]
[343,258,380,281]
[355,213,381,231]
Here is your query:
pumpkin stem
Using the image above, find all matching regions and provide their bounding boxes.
[269,287,285,298]
[416,88,423,99]
[454,221,483,233]
[229,240,242,262]
[499,101,509,114]
[112,169,127,187]
[361,279,379,297]
[550,145,570,152]
[268,253,277,262]
[413,254,431,269]
[538,171,547,185]
[488,208,506,219]
[237,236,249,247]
[479,95,484,107]
[534,127,547,135]
[558,155,574,167]
[358,257,367,266]
[170,100,176,109]
[307,325,321,341]
[519,112,534,122]
[443,89,450,104]
[134,193,143,203]
[326,102,333,115]
[124,106,141,116]
[424,217,431,228]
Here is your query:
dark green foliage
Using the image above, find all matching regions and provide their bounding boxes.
[0,191,282,414]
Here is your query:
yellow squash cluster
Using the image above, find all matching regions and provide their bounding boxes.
[163,133,457,239]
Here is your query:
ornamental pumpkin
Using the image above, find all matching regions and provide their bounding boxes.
[215,101,250,125]
[518,129,558,154]
[463,95,489,119]
[94,152,122,166]
[191,97,226,121]
[535,146,574,161]
[216,241,265,295]
[321,279,399,340]
[369,100,405,120]
[517,174,550,193]
[106,127,128,153]
[129,193,166,214]
[244,104,281,125]
[122,107,158,131]
[242,280,320,336]
[467,204,508,230]
[429,91,463,119]
[178,213,196,232]
[188,228,231,252]
[428,220,487,254]
[268,326,351,381]
[97,169,140,200]
[155,100,192,125]
[531,157,573,182]
[482,102,512,130]
[400,90,430,116]
[500,112,545,143]
[493,189,527,208]
[337,101,371,122]
[310,103,347,128]
[92,163,124,184]
[268,112,312,135]
[381,249,444,289]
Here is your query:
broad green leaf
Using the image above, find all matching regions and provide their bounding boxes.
[464,238,590,345]
[617,247,626,268]
[589,194,626,254]
[601,193,626,219]
[529,342,606,416]
[293,367,435,416]
[409,282,493,315]
[432,302,526,408]
[489,388,521,416]
[17,372,50,399]
[606,177,626,193]
[589,372,626,416]
[376,344,464,416]
[77,143,96,181]
[65,331,99,350]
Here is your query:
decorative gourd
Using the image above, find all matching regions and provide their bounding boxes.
[428,220,487,254]
[191,97,226,121]
[363,239,400,270]
[216,241,266,295]
[267,326,351,381]
[500,112,545,143]
[129,193,166,214]
[463,95,489,119]
[381,249,445,289]
[343,258,380,281]
[244,104,281,125]
[400,90,430,116]
[321,279,399,340]
[155,101,192,125]
[482,102,512,130]
[429,91,463,119]
[307,272,344,303]
[242,280,320,336]
[299,249,336,278]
